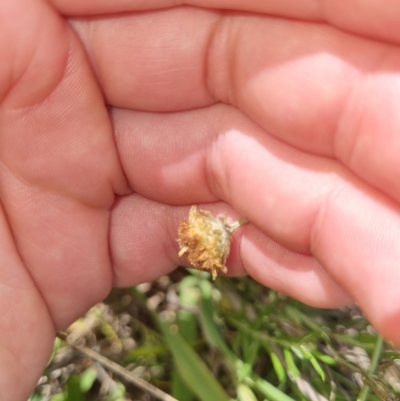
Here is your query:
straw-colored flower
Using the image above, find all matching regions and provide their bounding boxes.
[177,206,247,280]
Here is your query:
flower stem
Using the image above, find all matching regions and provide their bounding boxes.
[227,218,248,234]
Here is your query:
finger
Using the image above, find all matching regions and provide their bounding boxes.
[240,224,352,309]
[0,205,55,401]
[73,8,400,205]
[112,104,400,344]
[70,7,218,112]
[0,0,126,328]
[54,0,400,44]
[109,194,350,308]
[112,104,344,252]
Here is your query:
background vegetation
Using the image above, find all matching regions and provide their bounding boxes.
[31,269,400,401]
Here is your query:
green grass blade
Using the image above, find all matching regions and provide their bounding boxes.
[171,369,195,401]
[309,357,326,381]
[357,335,385,401]
[65,375,85,401]
[269,350,287,384]
[124,344,170,360]
[198,296,233,358]
[79,367,97,393]
[159,321,231,401]
[284,349,300,380]
[171,277,200,401]
[297,345,326,381]
[246,376,297,401]
[237,383,258,401]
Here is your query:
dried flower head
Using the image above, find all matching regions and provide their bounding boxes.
[177,206,247,280]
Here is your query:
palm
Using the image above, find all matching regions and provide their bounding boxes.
[2,2,400,400]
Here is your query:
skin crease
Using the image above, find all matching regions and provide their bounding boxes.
[2,1,400,400]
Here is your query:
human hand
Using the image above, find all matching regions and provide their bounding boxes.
[2,1,400,399]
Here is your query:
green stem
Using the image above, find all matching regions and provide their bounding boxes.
[357,335,384,401]
[227,218,248,234]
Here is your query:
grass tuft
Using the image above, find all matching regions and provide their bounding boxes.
[31,271,400,401]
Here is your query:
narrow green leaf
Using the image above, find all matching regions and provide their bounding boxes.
[177,275,198,343]
[357,335,385,401]
[247,376,297,401]
[237,383,258,401]
[235,360,252,383]
[298,346,326,381]
[197,283,233,359]
[314,352,336,365]
[241,335,260,368]
[159,321,231,401]
[124,344,169,360]
[269,351,287,383]
[79,367,97,393]
[48,337,64,364]
[65,375,85,401]
[171,280,199,401]
[107,382,126,401]
[289,345,303,360]
[284,349,300,380]
[309,357,326,381]
[172,369,195,401]
[177,310,197,341]
[178,276,201,304]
